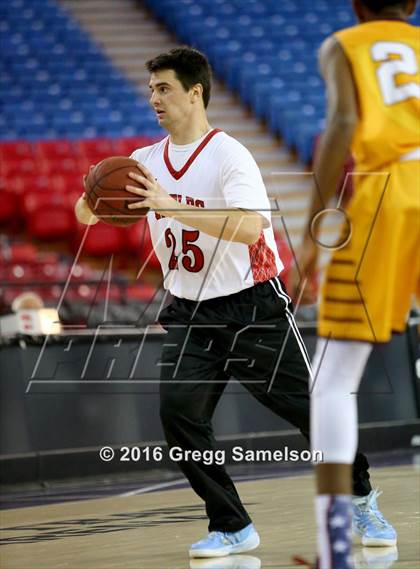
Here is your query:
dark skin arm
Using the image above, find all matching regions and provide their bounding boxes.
[295,36,359,495]
[289,36,359,302]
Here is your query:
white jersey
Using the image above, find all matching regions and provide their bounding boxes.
[131,129,283,301]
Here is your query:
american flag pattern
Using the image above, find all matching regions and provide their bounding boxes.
[325,496,353,569]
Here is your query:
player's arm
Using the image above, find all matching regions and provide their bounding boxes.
[167,204,264,245]
[289,36,358,299]
[305,35,358,240]
[74,194,99,225]
[125,166,264,245]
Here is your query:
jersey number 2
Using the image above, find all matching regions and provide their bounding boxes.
[165,228,204,273]
[371,41,420,105]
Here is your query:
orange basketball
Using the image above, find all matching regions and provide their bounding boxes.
[84,156,148,226]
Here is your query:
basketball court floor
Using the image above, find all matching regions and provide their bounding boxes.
[0,456,418,568]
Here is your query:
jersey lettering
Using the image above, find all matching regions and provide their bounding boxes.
[155,196,205,220]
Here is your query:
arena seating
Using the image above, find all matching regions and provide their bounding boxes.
[0,237,160,321]
[144,0,420,162]
[0,0,163,142]
[0,0,166,310]
[0,137,157,236]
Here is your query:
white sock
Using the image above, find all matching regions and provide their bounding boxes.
[311,339,372,463]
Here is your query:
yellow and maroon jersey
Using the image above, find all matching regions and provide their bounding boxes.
[335,21,420,170]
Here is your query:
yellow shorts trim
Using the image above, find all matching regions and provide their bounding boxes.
[318,160,420,343]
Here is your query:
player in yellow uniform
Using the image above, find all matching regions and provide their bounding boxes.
[291,0,419,567]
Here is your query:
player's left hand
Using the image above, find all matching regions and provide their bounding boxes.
[74,193,99,225]
[125,163,179,215]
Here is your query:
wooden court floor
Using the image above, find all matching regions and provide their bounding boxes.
[0,465,418,568]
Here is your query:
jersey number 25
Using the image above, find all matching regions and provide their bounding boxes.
[165,228,205,273]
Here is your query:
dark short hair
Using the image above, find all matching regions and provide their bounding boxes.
[146,46,212,108]
[360,0,410,12]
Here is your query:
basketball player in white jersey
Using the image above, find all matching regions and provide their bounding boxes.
[75,46,386,560]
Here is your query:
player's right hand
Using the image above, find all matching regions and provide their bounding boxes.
[74,193,99,225]
[288,237,319,305]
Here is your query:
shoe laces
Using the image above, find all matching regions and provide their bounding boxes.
[356,488,389,529]
[207,531,232,545]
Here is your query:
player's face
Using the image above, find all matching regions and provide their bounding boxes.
[148,70,195,129]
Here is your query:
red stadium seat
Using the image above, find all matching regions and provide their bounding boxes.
[60,263,96,303]
[0,189,19,223]
[113,136,155,157]
[274,231,294,290]
[126,282,158,302]
[64,262,94,281]
[0,245,65,307]
[0,141,34,162]
[0,176,25,195]
[27,259,66,303]
[0,176,65,228]
[1,263,35,283]
[74,222,126,257]
[0,178,25,223]
[74,138,115,164]
[35,140,77,162]
[0,265,62,305]
[32,260,66,282]
[58,173,84,194]
[37,251,60,265]
[44,156,86,176]
[0,158,42,178]
[29,174,52,192]
[0,242,37,264]
[14,174,64,194]
[24,192,76,240]
[63,283,96,304]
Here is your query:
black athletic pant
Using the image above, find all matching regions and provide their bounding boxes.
[158,278,372,532]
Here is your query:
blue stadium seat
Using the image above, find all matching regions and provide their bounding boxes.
[142,0,420,161]
[0,0,163,142]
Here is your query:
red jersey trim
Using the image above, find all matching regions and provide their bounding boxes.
[248,232,278,284]
[164,128,222,180]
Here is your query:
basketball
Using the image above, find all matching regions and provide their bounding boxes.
[84,156,149,226]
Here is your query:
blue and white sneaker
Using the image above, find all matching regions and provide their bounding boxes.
[352,489,397,546]
[189,524,260,558]
[353,546,398,568]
